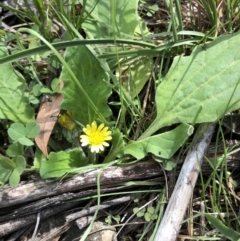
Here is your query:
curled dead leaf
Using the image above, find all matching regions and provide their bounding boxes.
[35,94,63,157]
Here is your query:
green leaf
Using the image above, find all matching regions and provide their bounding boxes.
[162,158,177,171]
[105,215,112,225]
[25,122,40,138]
[133,207,145,217]
[32,84,42,96]
[0,46,34,123]
[9,169,20,187]
[124,123,193,159]
[0,168,11,187]
[14,156,26,174]
[28,94,39,104]
[18,137,34,146]
[40,87,52,94]
[144,212,151,222]
[51,78,61,93]
[40,148,88,179]
[60,44,112,125]
[119,57,153,99]
[141,32,240,138]
[6,143,23,157]
[144,207,158,222]
[8,123,25,141]
[0,154,16,170]
[82,0,139,38]
[205,214,240,241]
[147,206,155,215]
[104,128,124,163]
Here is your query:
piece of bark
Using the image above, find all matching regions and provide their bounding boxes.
[154,124,215,241]
[0,183,155,222]
[1,145,239,210]
[0,196,131,238]
[0,161,161,208]
[0,202,79,238]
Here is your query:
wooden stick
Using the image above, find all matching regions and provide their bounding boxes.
[154,124,215,241]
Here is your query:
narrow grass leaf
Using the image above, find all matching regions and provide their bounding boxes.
[205,214,240,241]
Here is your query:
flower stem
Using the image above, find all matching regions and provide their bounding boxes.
[88,149,96,164]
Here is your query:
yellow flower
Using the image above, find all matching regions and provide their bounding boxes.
[58,111,76,131]
[80,121,112,153]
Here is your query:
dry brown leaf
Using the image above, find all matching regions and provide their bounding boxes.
[35,94,64,157]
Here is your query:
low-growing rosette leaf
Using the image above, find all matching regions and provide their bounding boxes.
[82,0,139,39]
[141,32,240,138]
[0,46,34,123]
[60,44,112,125]
[40,148,88,179]
[124,123,193,159]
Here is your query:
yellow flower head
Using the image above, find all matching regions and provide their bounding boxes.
[58,111,76,131]
[80,121,112,153]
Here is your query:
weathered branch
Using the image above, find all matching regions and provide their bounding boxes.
[0,161,161,208]
[154,124,215,241]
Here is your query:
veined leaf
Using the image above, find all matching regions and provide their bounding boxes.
[60,45,112,125]
[124,123,193,159]
[140,32,240,139]
[82,0,140,39]
[0,46,34,123]
[40,148,87,179]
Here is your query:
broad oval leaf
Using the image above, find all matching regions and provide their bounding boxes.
[18,137,34,146]
[141,32,240,138]
[0,46,34,123]
[9,169,20,187]
[0,154,16,170]
[6,143,23,157]
[82,0,139,39]
[125,123,193,159]
[8,123,25,141]
[25,122,40,139]
[40,148,87,179]
[15,155,26,174]
[60,45,112,125]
